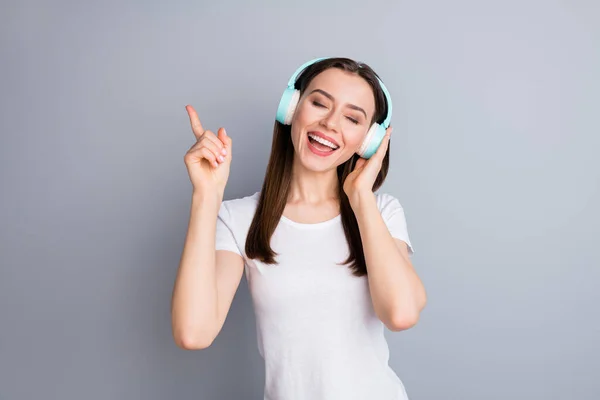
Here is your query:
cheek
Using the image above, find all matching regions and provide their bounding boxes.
[291,125,301,141]
[343,126,368,150]
[293,102,315,126]
[289,103,316,145]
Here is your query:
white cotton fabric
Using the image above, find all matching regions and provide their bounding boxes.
[215,191,414,400]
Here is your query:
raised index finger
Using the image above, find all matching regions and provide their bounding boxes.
[185,105,204,140]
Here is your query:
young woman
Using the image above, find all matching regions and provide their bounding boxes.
[172,57,427,400]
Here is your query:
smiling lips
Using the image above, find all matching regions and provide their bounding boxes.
[307,131,340,156]
[308,131,339,148]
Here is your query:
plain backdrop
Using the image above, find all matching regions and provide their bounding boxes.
[1,0,599,399]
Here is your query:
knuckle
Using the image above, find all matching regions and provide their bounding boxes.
[207,138,220,149]
[204,130,215,138]
[206,141,219,152]
[201,148,215,160]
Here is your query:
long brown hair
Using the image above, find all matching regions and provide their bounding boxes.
[245,57,390,277]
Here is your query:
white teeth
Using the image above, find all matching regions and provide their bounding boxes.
[308,133,339,149]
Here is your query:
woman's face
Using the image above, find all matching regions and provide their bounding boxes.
[290,68,376,171]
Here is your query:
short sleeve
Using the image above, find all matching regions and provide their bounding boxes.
[377,193,415,256]
[215,201,243,256]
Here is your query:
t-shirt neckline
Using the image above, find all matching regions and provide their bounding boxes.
[279,213,342,229]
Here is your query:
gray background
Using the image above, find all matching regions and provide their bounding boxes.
[1,0,599,399]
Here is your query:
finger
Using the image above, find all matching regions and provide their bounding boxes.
[193,137,226,163]
[194,147,219,168]
[185,105,204,140]
[184,145,219,168]
[362,127,391,174]
[372,126,392,162]
[202,130,227,158]
[217,127,232,159]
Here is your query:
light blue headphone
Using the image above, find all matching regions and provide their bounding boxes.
[276,57,393,159]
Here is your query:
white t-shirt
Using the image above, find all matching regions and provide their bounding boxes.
[215,191,415,400]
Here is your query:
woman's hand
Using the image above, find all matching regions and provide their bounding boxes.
[183,105,233,199]
[343,126,392,206]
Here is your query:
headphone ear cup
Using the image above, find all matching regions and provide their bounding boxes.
[276,88,301,125]
[357,123,387,159]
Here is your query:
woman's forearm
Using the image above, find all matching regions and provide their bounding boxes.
[171,193,221,348]
[352,192,426,331]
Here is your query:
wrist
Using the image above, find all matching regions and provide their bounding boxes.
[192,190,223,207]
[348,190,376,212]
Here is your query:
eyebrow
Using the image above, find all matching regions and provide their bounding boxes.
[309,89,367,119]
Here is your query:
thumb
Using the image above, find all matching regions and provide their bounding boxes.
[218,127,232,149]
[217,127,233,162]
[354,157,366,171]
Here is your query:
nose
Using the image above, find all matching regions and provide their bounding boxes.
[320,110,339,131]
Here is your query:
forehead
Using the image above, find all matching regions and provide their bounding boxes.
[306,68,375,113]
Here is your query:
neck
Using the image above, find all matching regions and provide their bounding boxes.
[287,157,339,204]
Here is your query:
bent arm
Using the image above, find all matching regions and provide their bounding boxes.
[353,193,427,331]
[171,193,244,349]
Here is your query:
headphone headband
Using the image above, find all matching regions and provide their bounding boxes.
[286,57,327,88]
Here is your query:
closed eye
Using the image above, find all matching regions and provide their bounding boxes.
[312,101,359,124]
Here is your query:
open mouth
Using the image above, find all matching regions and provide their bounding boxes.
[307,132,339,155]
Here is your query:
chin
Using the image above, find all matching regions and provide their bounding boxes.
[298,148,355,173]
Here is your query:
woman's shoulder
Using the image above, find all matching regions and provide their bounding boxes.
[374,190,405,211]
[222,190,260,205]
[220,191,260,218]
